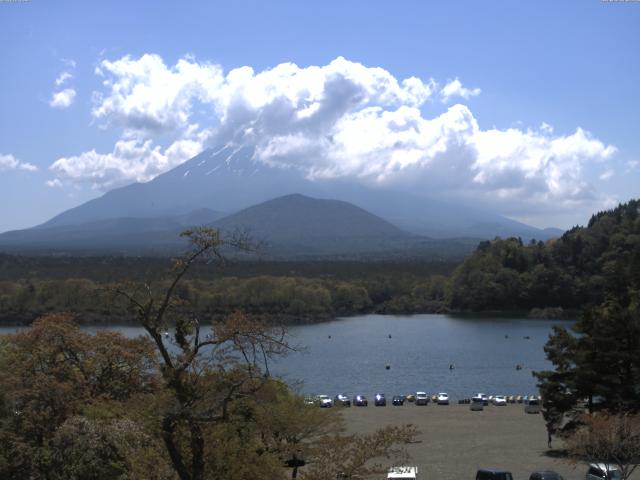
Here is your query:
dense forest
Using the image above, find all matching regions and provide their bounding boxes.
[1,200,639,324]
[447,199,640,312]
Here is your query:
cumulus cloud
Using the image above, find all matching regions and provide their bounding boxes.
[0,153,38,172]
[48,54,617,216]
[50,136,204,189]
[46,178,63,188]
[50,58,77,108]
[49,88,76,109]
[55,71,73,86]
[440,78,481,103]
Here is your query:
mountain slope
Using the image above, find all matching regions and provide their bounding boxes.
[0,209,224,254]
[34,146,562,241]
[0,194,479,259]
[215,193,405,240]
[212,194,416,256]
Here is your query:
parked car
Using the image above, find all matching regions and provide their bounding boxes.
[529,471,564,480]
[392,395,405,406]
[586,463,622,480]
[353,394,368,406]
[415,391,429,405]
[470,396,484,411]
[334,393,351,407]
[315,394,333,407]
[493,395,507,406]
[476,469,514,480]
[437,392,449,405]
[387,466,418,479]
[524,397,541,414]
[303,395,315,405]
[476,393,489,406]
[374,393,387,406]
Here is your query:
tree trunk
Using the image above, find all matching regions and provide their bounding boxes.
[190,421,205,480]
[163,416,191,480]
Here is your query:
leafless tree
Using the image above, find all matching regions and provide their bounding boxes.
[565,413,640,480]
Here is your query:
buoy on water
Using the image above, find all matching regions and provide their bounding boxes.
[516,364,523,370]
[388,334,392,339]
[385,364,391,370]
[328,335,331,339]
[449,363,455,370]
[505,334,509,339]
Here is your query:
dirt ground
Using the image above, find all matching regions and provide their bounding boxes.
[337,402,636,480]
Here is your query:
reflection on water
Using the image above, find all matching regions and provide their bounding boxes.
[0,314,573,399]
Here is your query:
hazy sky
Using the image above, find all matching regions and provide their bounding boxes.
[1,0,639,233]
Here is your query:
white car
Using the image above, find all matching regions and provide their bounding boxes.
[387,465,418,479]
[415,391,429,405]
[492,395,507,406]
[315,394,333,408]
[476,393,489,405]
[437,392,449,405]
[586,463,622,480]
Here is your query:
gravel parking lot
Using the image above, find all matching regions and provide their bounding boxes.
[339,402,636,480]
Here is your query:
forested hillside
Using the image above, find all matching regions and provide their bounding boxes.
[447,199,640,311]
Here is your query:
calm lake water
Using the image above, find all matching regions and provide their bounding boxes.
[0,314,572,400]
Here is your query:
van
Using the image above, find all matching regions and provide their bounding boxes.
[524,397,540,414]
[476,469,514,480]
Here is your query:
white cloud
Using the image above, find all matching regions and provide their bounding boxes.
[626,160,639,170]
[49,88,76,108]
[50,135,204,189]
[0,153,38,172]
[46,178,63,188]
[48,54,617,216]
[440,78,481,103]
[61,58,76,69]
[599,169,614,181]
[55,71,73,86]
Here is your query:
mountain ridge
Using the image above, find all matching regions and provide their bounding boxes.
[33,146,562,241]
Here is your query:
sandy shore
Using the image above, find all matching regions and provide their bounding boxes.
[338,403,636,480]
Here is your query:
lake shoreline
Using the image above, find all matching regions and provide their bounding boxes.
[0,304,577,327]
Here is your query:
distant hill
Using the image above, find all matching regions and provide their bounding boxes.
[217,193,404,238]
[0,194,478,259]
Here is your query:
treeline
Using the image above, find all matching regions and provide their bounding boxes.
[1,199,639,323]
[0,273,450,325]
[447,199,640,312]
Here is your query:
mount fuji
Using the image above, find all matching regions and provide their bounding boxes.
[0,145,563,257]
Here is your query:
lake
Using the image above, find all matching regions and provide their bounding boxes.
[0,314,571,400]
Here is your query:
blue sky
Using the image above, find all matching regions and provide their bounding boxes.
[1,0,639,233]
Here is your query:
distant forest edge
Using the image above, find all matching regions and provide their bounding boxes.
[1,199,638,325]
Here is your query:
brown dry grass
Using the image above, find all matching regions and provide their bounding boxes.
[336,403,638,480]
